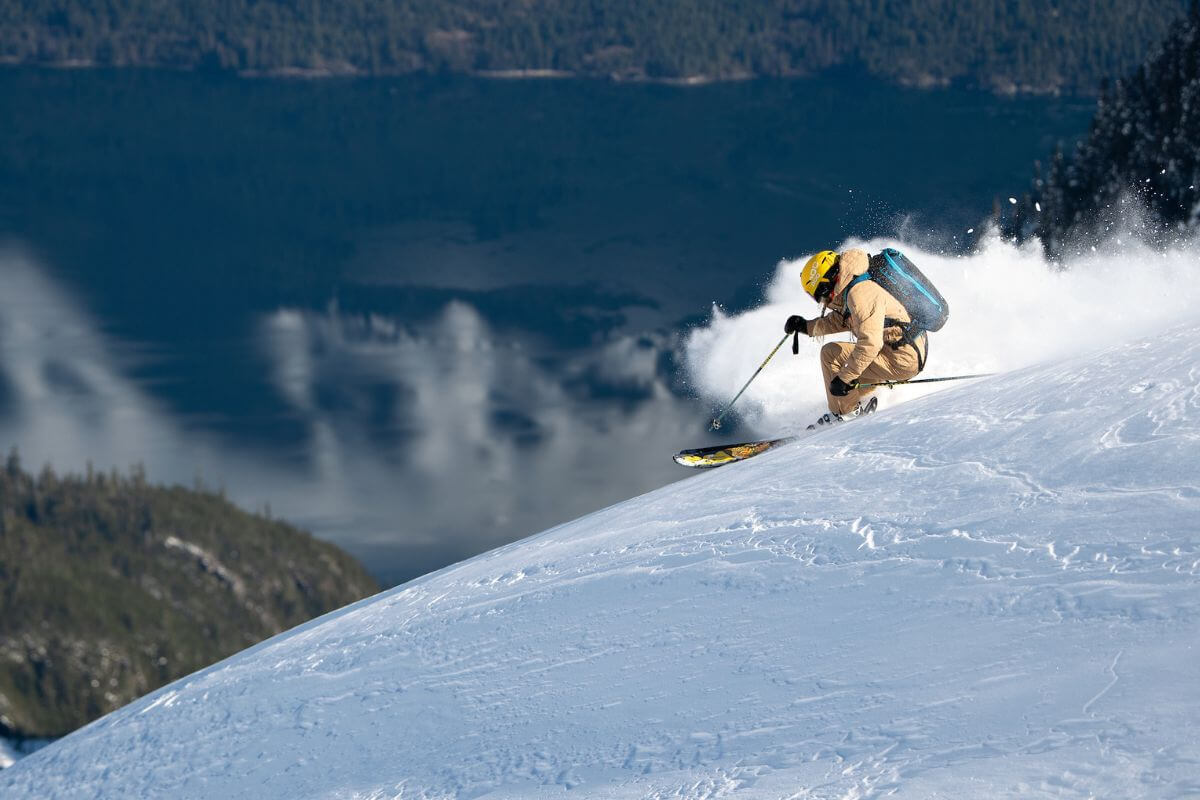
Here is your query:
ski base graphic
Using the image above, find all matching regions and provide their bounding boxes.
[672,437,797,468]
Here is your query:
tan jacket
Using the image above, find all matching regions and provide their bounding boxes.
[806,249,926,382]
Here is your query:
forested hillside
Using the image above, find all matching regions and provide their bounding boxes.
[1004,2,1200,253]
[0,451,379,742]
[0,0,1186,93]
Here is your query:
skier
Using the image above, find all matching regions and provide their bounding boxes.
[784,249,929,429]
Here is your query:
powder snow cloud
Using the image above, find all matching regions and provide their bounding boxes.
[683,229,1200,432]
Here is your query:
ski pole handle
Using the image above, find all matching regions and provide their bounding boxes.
[709,334,790,430]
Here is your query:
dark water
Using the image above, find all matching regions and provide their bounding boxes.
[0,68,1091,585]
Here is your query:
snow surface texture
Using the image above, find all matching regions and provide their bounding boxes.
[684,233,1200,430]
[0,739,50,770]
[5,320,1200,799]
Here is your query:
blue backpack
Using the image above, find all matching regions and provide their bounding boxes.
[843,248,949,333]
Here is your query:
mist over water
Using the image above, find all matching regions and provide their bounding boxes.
[252,301,704,579]
[0,246,702,584]
[685,229,1200,433]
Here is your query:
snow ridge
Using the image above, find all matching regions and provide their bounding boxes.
[4,324,1200,799]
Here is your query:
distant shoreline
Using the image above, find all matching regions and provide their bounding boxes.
[2,0,1183,100]
[0,60,1074,96]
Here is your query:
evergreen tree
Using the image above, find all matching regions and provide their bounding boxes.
[0,0,1188,93]
[1005,7,1200,254]
[0,455,379,740]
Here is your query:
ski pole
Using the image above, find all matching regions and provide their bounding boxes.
[709,334,790,430]
[855,373,994,390]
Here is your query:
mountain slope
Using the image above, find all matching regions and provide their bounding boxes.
[4,323,1200,798]
[0,464,379,742]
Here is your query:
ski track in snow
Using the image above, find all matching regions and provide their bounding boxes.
[5,324,1200,799]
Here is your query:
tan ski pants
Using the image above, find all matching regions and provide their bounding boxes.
[820,339,924,415]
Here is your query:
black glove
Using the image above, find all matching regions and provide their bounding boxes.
[829,376,854,397]
[784,315,807,335]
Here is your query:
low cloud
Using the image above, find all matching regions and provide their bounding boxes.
[0,248,711,586]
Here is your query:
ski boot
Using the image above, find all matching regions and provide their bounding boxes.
[806,396,878,430]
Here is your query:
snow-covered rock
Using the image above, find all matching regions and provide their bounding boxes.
[4,324,1200,799]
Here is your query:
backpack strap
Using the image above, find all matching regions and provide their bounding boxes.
[846,273,928,372]
[840,273,872,305]
[902,328,928,373]
[885,317,928,373]
[838,273,873,321]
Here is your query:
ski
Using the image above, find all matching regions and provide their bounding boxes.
[674,397,879,469]
[672,437,797,469]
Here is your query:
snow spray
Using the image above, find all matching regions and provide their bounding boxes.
[683,228,1200,433]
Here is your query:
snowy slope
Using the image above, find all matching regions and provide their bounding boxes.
[5,323,1200,799]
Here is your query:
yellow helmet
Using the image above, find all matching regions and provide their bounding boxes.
[801,250,839,301]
